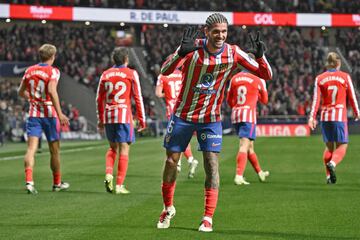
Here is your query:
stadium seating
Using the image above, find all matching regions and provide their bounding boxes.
[3,0,359,13]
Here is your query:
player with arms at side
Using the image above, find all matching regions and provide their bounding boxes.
[155,68,199,178]
[308,52,359,184]
[96,47,146,194]
[156,13,272,232]
[226,53,270,185]
[18,44,70,194]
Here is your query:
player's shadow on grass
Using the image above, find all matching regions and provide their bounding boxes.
[216,229,356,239]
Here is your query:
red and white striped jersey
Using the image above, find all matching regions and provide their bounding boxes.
[96,66,146,128]
[227,71,268,124]
[21,63,60,118]
[161,38,272,123]
[156,69,182,119]
[309,69,359,122]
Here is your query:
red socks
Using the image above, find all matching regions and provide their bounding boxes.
[116,155,129,185]
[248,153,261,173]
[105,148,117,175]
[25,167,33,183]
[204,188,219,218]
[53,171,61,185]
[184,144,193,159]
[236,152,247,176]
[323,149,332,176]
[331,146,347,166]
[162,181,176,207]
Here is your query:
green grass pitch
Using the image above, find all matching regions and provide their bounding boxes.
[0,135,360,240]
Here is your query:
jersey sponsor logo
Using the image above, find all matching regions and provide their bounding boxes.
[193,73,217,95]
[165,134,171,143]
[13,65,28,74]
[200,133,207,140]
[211,142,221,147]
[206,134,222,139]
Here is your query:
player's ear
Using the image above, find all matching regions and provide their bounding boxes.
[204,26,209,38]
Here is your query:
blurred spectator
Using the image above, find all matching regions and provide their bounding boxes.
[2,0,359,13]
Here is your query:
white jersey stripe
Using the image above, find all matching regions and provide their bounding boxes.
[133,71,146,123]
[122,108,127,123]
[47,106,52,118]
[347,75,360,115]
[338,108,343,122]
[242,109,247,122]
[114,108,119,123]
[235,46,259,68]
[39,106,44,118]
[309,77,319,119]
[331,108,336,121]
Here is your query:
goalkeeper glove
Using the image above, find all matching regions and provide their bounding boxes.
[178,26,201,57]
[249,31,266,59]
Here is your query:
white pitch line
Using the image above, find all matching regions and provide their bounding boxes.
[0,138,163,161]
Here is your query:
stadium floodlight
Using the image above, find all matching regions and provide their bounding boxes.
[85,21,90,26]
[41,20,46,24]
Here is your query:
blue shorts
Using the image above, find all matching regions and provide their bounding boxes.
[234,122,256,140]
[105,123,135,143]
[321,121,348,143]
[164,115,222,153]
[26,117,60,142]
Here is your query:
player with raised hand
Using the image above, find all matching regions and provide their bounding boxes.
[308,52,359,184]
[156,68,199,178]
[226,53,270,185]
[157,13,272,232]
[96,47,146,194]
[18,44,70,194]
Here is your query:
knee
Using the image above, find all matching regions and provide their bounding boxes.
[165,157,178,168]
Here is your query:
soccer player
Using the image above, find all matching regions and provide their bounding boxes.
[226,54,270,185]
[156,13,272,232]
[96,47,146,194]
[17,44,70,194]
[308,52,359,184]
[155,68,199,178]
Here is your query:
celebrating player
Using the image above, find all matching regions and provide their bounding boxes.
[18,44,70,194]
[308,52,359,184]
[96,47,146,194]
[226,54,270,185]
[155,68,199,178]
[156,13,272,232]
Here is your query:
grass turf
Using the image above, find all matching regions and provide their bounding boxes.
[0,135,360,240]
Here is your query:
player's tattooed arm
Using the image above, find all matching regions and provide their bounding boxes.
[203,152,220,189]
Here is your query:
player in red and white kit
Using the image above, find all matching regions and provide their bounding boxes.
[309,52,359,184]
[18,44,70,194]
[96,47,146,194]
[156,13,272,232]
[226,55,269,185]
[155,69,199,178]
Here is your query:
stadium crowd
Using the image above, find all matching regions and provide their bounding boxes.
[144,25,356,117]
[1,22,359,120]
[2,0,359,13]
